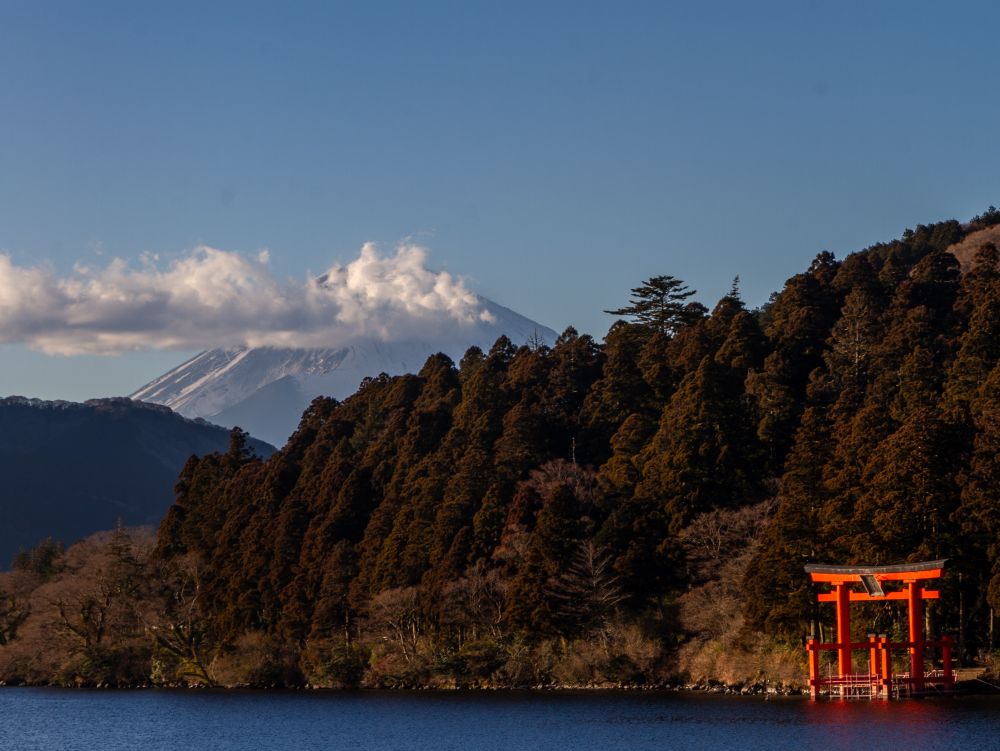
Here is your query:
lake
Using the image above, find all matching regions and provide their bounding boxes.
[1,689,998,750]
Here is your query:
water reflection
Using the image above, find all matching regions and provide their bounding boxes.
[800,695,993,751]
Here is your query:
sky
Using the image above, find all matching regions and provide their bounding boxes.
[1,0,999,401]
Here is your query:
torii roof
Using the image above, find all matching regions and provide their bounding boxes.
[805,559,946,583]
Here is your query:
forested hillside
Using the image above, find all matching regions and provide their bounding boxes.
[3,209,1000,689]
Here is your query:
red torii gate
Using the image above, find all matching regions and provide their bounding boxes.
[804,560,954,699]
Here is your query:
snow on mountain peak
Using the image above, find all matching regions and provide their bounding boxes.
[131,296,556,446]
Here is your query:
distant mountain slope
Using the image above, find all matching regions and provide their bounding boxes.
[132,296,556,445]
[0,397,273,566]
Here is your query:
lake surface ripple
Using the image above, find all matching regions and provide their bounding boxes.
[2,689,998,751]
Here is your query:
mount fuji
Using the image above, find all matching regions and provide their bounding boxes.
[131,296,556,446]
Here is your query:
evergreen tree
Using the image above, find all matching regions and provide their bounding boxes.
[582,321,654,440]
[636,356,764,533]
[744,407,831,636]
[604,275,699,335]
[851,408,961,564]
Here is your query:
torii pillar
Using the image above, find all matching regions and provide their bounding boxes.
[907,580,925,693]
[833,580,852,676]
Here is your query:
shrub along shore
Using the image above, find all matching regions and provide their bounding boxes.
[0,528,809,692]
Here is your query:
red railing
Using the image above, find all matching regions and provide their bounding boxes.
[806,634,954,699]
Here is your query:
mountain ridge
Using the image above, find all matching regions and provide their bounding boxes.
[0,396,274,566]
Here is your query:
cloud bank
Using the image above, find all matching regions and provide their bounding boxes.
[0,243,495,355]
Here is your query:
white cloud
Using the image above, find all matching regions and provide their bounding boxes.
[0,243,494,355]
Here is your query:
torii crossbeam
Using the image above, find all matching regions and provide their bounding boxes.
[804,560,954,699]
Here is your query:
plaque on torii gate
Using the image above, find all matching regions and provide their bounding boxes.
[804,560,954,699]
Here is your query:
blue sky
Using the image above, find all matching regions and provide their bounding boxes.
[1,1,998,400]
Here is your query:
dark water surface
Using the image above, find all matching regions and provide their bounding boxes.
[2,689,999,751]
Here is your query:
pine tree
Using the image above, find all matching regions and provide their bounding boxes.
[604,275,699,335]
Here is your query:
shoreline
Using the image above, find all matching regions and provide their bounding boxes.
[2,679,993,696]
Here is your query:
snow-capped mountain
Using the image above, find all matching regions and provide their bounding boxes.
[131,297,556,446]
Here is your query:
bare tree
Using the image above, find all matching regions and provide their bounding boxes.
[677,499,776,584]
[440,561,508,644]
[369,587,421,663]
[145,554,215,685]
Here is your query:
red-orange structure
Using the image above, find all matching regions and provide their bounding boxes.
[804,560,954,699]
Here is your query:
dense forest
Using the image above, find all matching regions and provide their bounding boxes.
[3,209,1000,689]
